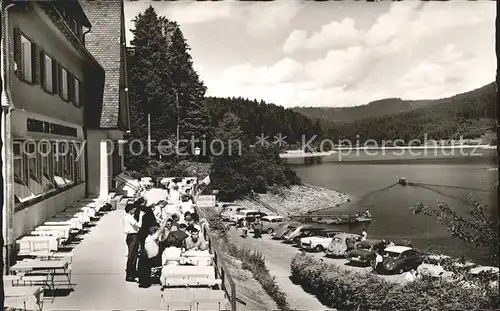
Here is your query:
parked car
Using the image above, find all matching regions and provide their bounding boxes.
[237,211,269,227]
[271,221,301,239]
[380,246,424,274]
[230,209,258,223]
[300,229,342,252]
[290,227,325,245]
[220,206,246,221]
[283,225,312,243]
[325,233,363,257]
[345,239,386,265]
[261,216,285,234]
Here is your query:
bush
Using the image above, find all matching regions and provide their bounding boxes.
[206,212,289,310]
[290,253,497,311]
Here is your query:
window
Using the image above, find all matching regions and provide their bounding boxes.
[43,54,53,92]
[20,35,32,82]
[74,78,80,106]
[61,68,68,100]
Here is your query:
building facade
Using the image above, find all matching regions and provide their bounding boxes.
[0,0,106,267]
[80,0,130,198]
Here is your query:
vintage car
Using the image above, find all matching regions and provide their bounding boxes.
[220,206,246,221]
[283,225,312,243]
[271,221,301,239]
[379,246,424,274]
[290,227,325,245]
[229,209,258,223]
[300,229,342,252]
[237,211,269,227]
[345,239,386,265]
[260,216,285,234]
[325,233,363,257]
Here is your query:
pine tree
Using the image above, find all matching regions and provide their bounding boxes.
[163,21,210,153]
[126,6,177,169]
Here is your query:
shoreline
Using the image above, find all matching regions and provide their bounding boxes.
[236,184,350,216]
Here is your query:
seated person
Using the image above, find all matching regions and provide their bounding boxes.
[182,211,196,227]
[180,196,195,215]
[184,227,208,251]
[153,201,168,223]
[171,213,181,228]
[161,234,183,266]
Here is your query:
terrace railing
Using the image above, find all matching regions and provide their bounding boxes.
[195,196,237,311]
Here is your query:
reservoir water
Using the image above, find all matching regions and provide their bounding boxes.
[291,148,497,265]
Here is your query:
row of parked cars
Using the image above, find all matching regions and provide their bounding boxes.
[219,204,499,279]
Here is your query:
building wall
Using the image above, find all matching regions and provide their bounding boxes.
[2,4,95,252]
[13,183,85,241]
[9,5,86,125]
[86,129,124,197]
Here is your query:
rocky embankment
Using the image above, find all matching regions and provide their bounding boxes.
[237,184,350,215]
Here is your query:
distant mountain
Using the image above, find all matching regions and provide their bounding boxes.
[293,85,492,123]
[322,82,496,144]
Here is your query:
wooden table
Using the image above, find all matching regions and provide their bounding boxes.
[17,236,59,254]
[10,258,72,301]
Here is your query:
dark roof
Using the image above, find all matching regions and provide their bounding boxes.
[79,0,124,128]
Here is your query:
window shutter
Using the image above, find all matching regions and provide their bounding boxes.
[31,42,41,84]
[39,50,45,88]
[79,81,83,107]
[13,28,22,79]
[57,63,63,99]
[52,59,58,94]
[67,72,73,102]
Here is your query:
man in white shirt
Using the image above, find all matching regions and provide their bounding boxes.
[124,203,145,282]
[180,196,195,215]
[169,186,180,203]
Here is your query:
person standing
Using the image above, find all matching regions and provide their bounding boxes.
[253,217,263,238]
[124,204,145,282]
[361,229,368,241]
[138,219,168,288]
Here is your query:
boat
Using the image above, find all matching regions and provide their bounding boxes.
[398,177,407,185]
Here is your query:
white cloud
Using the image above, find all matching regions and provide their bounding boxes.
[219,58,303,86]
[126,1,495,108]
[125,1,304,44]
[283,18,361,53]
[243,1,305,37]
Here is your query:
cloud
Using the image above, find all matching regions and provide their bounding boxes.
[219,58,303,86]
[284,18,361,53]
[125,1,304,44]
[243,1,305,37]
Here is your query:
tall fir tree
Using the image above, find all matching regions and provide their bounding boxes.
[126,6,177,169]
[163,21,210,150]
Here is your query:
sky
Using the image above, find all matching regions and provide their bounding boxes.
[124,0,495,108]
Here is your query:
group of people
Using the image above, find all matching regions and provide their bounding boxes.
[123,182,208,288]
[240,216,263,238]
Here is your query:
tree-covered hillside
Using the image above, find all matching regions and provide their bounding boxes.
[204,96,324,146]
[324,82,496,144]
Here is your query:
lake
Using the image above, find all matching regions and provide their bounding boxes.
[290,148,497,265]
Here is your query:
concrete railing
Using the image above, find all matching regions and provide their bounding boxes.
[195,197,237,311]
